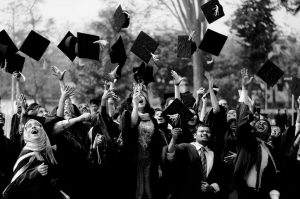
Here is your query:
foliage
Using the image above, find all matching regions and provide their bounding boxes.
[281,0,300,14]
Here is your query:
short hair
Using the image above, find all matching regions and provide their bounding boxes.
[195,123,210,132]
[89,98,100,106]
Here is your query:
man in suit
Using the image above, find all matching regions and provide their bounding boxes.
[163,123,223,199]
[229,68,280,199]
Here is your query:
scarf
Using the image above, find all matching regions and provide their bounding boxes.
[23,119,57,165]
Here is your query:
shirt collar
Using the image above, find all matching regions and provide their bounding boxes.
[191,142,210,151]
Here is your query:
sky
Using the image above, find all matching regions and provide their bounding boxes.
[0,0,300,41]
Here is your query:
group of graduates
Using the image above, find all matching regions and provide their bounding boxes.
[0,65,300,199]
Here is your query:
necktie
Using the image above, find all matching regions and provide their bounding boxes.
[200,147,207,180]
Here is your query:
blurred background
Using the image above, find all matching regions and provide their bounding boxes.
[0,0,300,116]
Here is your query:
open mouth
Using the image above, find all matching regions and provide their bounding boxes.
[139,100,144,103]
[32,130,38,134]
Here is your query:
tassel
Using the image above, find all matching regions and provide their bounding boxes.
[188,30,195,41]
[151,53,159,62]
[206,58,214,65]
[42,58,47,70]
[213,5,219,16]
[19,72,26,82]
[93,39,108,50]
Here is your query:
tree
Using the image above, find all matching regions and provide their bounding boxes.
[281,0,300,14]
[158,0,208,94]
[231,0,277,74]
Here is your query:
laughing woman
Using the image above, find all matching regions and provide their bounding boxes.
[121,83,165,199]
[2,119,61,199]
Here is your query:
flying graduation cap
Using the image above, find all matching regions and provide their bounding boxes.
[162,98,194,128]
[199,29,227,56]
[0,44,8,68]
[133,62,155,86]
[177,35,197,58]
[58,31,78,61]
[5,53,25,74]
[19,30,50,61]
[255,60,284,87]
[0,30,18,57]
[113,5,130,32]
[77,32,100,61]
[201,0,225,24]
[131,31,159,63]
[110,36,127,66]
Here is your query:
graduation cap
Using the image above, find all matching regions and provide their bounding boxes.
[77,32,100,61]
[131,31,159,63]
[201,0,225,24]
[21,114,46,126]
[164,93,174,101]
[162,98,194,128]
[255,60,284,87]
[19,30,50,61]
[133,62,155,86]
[5,53,25,74]
[199,29,227,56]
[0,30,18,57]
[110,36,127,65]
[177,35,197,58]
[113,5,130,32]
[57,31,77,61]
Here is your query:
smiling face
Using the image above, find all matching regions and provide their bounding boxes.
[24,119,44,141]
[254,119,270,141]
[137,95,146,110]
[194,125,211,145]
[154,110,166,124]
[37,107,48,117]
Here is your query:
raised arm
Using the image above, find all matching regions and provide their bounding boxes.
[204,72,220,113]
[56,85,76,117]
[200,93,208,122]
[171,70,183,100]
[51,66,66,93]
[131,86,141,127]
[295,96,300,136]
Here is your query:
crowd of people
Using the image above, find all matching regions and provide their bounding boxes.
[0,66,300,199]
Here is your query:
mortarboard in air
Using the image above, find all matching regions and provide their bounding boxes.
[110,36,127,66]
[201,0,225,24]
[77,32,100,61]
[199,29,227,56]
[0,44,8,68]
[133,62,155,86]
[177,35,197,58]
[113,5,130,32]
[131,31,159,63]
[19,30,50,61]
[162,98,194,128]
[0,30,18,58]
[58,31,77,61]
[5,53,25,74]
[255,60,284,87]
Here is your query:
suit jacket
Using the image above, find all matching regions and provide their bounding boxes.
[162,143,223,199]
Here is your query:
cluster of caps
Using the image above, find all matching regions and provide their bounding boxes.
[0,0,285,89]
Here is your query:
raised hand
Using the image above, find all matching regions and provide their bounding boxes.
[171,128,182,141]
[188,30,195,41]
[80,112,91,122]
[37,163,48,176]
[171,70,184,85]
[240,68,253,89]
[51,66,66,81]
[62,85,76,99]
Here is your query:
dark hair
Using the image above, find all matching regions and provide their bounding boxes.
[154,108,162,112]
[194,123,210,133]
[89,98,100,106]
[120,92,155,117]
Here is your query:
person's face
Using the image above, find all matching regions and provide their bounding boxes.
[24,120,43,140]
[154,110,166,124]
[219,100,228,110]
[254,119,270,140]
[227,110,236,122]
[271,126,281,138]
[90,103,99,114]
[37,107,48,117]
[108,98,116,111]
[194,126,211,144]
[188,109,197,126]
[137,95,146,109]
[179,79,188,92]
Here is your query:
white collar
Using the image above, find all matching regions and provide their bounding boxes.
[191,142,210,151]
